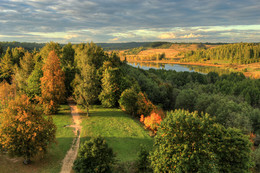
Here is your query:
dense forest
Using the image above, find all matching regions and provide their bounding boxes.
[183,43,260,64]
[0,42,259,172]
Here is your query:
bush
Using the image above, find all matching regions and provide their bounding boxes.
[140,112,162,133]
[119,87,139,116]
[73,136,116,173]
[136,145,152,173]
[252,147,260,172]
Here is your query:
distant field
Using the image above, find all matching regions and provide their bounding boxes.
[0,105,74,173]
[79,105,153,163]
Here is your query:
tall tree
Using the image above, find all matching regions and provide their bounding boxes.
[0,95,56,164]
[73,43,106,115]
[99,61,121,108]
[0,47,13,82]
[40,51,66,114]
[40,42,61,61]
[26,62,43,98]
[61,43,75,96]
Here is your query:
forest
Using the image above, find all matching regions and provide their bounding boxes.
[0,42,259,172]
[182,43,260,64]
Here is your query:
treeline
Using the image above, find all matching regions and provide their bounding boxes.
[183,43,260,64]
[0,41,46,52]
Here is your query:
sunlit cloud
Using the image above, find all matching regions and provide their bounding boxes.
[158,33,176,39]
[0,0,259,43]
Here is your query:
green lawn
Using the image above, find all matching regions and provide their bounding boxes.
[0,105,75,173]
[80,105,154,163]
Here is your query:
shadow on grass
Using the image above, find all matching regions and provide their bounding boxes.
[79,136,153,163]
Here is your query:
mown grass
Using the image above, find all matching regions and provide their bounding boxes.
[80,105,153,163]
[0,104,74,173]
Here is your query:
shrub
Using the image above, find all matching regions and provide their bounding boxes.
[73,136,116,173]
[136,145,152,173]
[141,112,162,133]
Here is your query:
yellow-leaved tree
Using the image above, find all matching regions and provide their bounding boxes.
[0,95,56,164]
[40,50,66,114]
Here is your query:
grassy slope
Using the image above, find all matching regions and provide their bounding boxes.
[0,105,74,173]
[80,105,153,163]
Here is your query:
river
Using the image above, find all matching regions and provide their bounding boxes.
[128,62,231,75]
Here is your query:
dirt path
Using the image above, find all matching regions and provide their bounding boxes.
[60,100,82,173]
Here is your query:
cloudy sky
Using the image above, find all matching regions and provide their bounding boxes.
[0,0,260,43]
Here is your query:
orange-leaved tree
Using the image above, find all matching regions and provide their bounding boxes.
[40,51,66,114]
[0,95,56,164]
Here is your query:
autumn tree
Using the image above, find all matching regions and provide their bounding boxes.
[0,95,56,164]
[0,80,16,109]
[40,51,66,114]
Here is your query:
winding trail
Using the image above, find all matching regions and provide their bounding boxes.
[60,99,82,173]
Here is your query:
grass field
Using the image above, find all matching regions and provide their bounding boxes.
[80,105,154,163]
[0,105,74,173]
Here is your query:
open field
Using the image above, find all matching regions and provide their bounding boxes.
[0,105,75,173]
[79,105,153,163]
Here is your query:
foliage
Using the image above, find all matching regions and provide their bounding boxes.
[0,47,13,82]
[40,51,66,114]
[175,89,198,112]
[0,95,56,163]
[99,62,121,107]
[40,42,61,61]
[73,42,106,115]
[119,86,139,116]
[136,92,156,117]
[0,80,16,109]
[73,136,115,173]
[61,43,75,96]
[136,145,152,173]
[252,147,260,172]
[183,43,260,64]
[140,112,162,133]
[150,109,253,173]
[26,62,43,98]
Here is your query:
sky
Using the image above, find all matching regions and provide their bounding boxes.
[0,0,260,43]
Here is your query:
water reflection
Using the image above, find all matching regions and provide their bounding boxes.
[128,62,231,75]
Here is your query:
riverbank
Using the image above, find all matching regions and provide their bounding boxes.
[127,60,260,79]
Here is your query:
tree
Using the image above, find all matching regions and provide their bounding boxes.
[0,47,13,82]
[73,136,115,173]
[72,43,106,114]
[0,80,16,109]
[150,110,253,172]
[40,51,66,114]
[26,62,43,98]
[175,89,198,111]
[119,86,139,116]
[61,43,75,96]
[99,61,120,108]
[0,95,56,164]
[14,52,35,94]
[40,42,61,61]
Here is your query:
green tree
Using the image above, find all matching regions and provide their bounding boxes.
[119,86,139,116]
[73,43,106,114]
[150,109,253,172]
[40,42,61,61]
[14,52,35,94]
[175,89,198,111]
[73,136,115,173]
[99,61,121,107]
[26,62,43,98]
[0,95,56,164]
[61,43,75,96]
[0,47,13,82]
